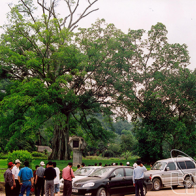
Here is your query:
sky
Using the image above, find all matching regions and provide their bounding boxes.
[0,0,196,71]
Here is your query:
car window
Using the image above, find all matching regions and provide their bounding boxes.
[151,162,167,170]
[125,168,133,176]
[185,161,195,169]
[111,168,124,178]
[74,168,94,176]
[89,168,113,177]
[177,161,186,170]
[167,162,176,170]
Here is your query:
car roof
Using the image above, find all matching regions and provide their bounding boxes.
[100,166,134,169]
[157,157,193,162]
[81,166,102,168]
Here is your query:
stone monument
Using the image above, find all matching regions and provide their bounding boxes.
[69,136,87,167]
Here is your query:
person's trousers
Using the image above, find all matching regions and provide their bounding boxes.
[19,181,31,196]
[36,177,45,196]
[63,180,72,196]
[45,180,55,196]
[13,179,20,196]
[5,183,13,196]
[135,179,144,196]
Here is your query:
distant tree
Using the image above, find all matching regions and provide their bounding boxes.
[120,130,135,153]
[113,23,196,161]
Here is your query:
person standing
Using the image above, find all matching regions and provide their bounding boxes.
[18,161,34,196]
[33,165,39,196]
[53,162,60,196]
[4,162,14,196]
[35,161,45,196]
[12,159,21,196]
[133,160,147,196]
[44,161,56,196]
[62,162,75,196]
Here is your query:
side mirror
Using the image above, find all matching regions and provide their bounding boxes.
[165,167,170,171]
[109,174,116,180]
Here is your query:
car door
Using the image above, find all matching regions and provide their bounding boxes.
[108,168,126,195]
[124,168,135,194]
[162,162,179,186]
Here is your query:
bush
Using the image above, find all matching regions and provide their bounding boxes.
[0,154,8,159]
[102,150,115,158]
[7,150,33,165]
[31,151,45,157]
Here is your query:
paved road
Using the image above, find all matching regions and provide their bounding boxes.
[146,187,196,196]
[1,187,196,196]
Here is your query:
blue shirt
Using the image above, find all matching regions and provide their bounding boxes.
[133,166,147,183]
[18,167,33,182]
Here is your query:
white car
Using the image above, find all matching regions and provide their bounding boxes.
[60,166,102,190]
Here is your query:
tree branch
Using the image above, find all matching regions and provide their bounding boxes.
[20,0,36,23]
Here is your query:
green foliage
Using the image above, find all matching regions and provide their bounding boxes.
[7,150,33,165]
[102,150,115,158]
[31,151,45,157]
[120,130,136,152]
[121,151,132,160]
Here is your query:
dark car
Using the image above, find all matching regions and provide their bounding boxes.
[72,166,152,196]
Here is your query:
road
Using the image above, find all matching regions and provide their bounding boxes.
[146,187,196,196]
[1,187,196,196]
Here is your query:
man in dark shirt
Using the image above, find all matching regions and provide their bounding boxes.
[44,161,56,196]
[4,162,14,196]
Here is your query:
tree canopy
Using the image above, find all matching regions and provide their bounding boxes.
[0,0,196,162]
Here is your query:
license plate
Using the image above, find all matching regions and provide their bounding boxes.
[72,189,78,193]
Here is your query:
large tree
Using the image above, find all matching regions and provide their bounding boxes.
[0,1,127,159]
[114,23,196,162]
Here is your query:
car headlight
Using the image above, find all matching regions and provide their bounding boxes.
[82,182,95,187]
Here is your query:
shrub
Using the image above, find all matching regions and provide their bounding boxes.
[0,154,8,159]
[102,150,115,158]
[7,150,33,165]
[31,151,45,157]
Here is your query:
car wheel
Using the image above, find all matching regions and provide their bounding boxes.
[139,185,147,196]
[96,187,107,196]
[152,178,161,191]
[184,176,193,188]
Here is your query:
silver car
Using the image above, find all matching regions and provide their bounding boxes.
[145,157,196,191]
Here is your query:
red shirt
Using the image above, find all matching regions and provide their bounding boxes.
[62,166,74,181]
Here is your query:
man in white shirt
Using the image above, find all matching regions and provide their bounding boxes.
[133,160,147,196]
[12,159,21,196]
[53,162,60,196]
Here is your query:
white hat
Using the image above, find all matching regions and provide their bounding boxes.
[40,161,45,166]
[126,162,130,165]
[15,159,21,164]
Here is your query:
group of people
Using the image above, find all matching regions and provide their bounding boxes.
[4,159,147,196]
[76,161,131,168]
[4,160,75,196]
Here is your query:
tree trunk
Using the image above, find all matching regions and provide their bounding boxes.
[49,113,70,160]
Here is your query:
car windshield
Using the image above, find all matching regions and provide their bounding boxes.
[89,168,114,178]
[151,162,167,170]
[74,168,94,176]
